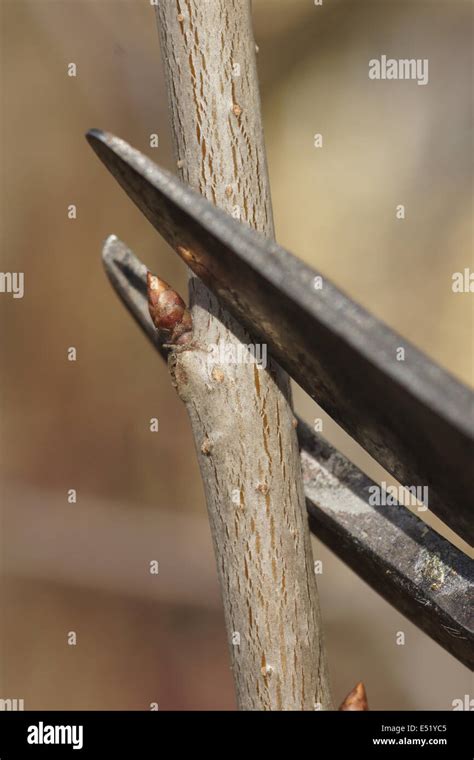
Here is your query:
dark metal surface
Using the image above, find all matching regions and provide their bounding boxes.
[102,235,473,668]
[101,234,169,361]
[87,129,474,545]
[299,423,473,671]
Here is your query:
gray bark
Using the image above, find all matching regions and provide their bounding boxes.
[154,0,332,710]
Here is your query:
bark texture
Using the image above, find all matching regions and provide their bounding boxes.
[155,0,332,710]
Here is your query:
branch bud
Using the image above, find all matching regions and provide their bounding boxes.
[339,682,369,711]
[147,271,193,346]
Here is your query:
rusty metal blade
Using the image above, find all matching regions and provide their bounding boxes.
[101,235,474,668]
[87,129,474,545]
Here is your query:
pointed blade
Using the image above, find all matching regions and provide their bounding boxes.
[87,129,474,544]
[101,238,474,667]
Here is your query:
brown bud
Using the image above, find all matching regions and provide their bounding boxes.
[147,272,193,346]
[339,681,369,711]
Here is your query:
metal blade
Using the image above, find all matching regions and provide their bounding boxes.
[87,129,474,545]
[299,422,473,671]
[101,235,474,668]
[101,234,169,361]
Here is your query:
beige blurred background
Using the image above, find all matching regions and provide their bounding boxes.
[0,0,472,710]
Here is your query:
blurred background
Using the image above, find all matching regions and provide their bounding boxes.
[0,0,472,709]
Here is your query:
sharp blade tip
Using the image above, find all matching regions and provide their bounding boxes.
[101,236,146,287]
[86,128,106,144]
[101,234,123,267]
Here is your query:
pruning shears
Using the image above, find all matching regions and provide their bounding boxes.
[87,129,474,667]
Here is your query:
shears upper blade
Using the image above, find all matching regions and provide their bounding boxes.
[87,129,474,545]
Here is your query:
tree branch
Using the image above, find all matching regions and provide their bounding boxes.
[154,0,332,709]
